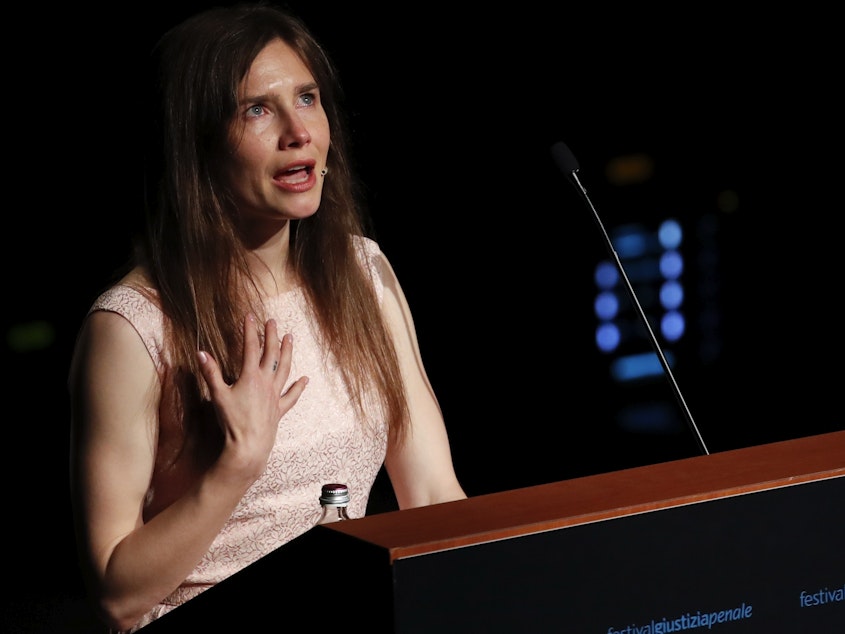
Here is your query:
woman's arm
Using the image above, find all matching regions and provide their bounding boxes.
[69,311,306,630]
[376,253,468,509]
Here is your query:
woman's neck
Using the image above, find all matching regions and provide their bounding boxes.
[245,221,296,296]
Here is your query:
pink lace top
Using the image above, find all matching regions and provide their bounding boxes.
[92,237,389,631]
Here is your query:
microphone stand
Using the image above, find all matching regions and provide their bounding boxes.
[551,142,710,456]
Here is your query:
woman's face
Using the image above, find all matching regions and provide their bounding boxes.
[226,38,330,226]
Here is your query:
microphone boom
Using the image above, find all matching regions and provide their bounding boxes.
[551,141,710,456]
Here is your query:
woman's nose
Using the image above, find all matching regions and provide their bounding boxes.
[278,113,311,148]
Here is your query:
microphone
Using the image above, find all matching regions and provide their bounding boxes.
[550,141,710,456]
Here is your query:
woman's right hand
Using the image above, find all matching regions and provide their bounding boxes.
[197,314,308,484]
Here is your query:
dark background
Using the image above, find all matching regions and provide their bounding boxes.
[4,2,842,631]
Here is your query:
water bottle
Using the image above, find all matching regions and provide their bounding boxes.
[317,483,351,524]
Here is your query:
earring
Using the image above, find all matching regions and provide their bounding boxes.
[320,167,328,176]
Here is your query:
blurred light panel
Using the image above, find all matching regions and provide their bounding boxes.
[596,322,621,352]
[614,227,649,258]
[658,218,682,248]
[659,280,684,310]
[661,310,685,341]
[617,401,680,433]
[595,261,618,289]
[659,250,684,279]
[7,320,55,352]
[611,351,675,381]
[594,291,620,320]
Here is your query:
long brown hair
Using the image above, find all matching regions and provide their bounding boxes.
[137,3,408,449]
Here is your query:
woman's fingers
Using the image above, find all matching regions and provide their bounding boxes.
[275,330,293,375]
[197,314,305,406]
[194,315,307,483]
[242,313,263,371]
[281,374,309,406]
[261,318,282,373]
[196,349,222,394]
[245,315,288,378]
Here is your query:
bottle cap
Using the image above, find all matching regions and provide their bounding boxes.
[320,483,350,506]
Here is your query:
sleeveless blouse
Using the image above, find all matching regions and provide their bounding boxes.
[93,237,389,631]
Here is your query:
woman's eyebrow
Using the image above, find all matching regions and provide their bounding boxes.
[241,81,320,103]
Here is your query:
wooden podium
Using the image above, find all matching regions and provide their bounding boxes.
[146,431,845,632]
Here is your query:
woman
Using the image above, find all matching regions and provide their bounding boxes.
[68,4,466,631]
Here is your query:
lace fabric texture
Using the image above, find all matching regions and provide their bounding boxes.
[93,237,389,631]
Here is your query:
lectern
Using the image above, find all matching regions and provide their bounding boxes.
[146,431,845,632]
